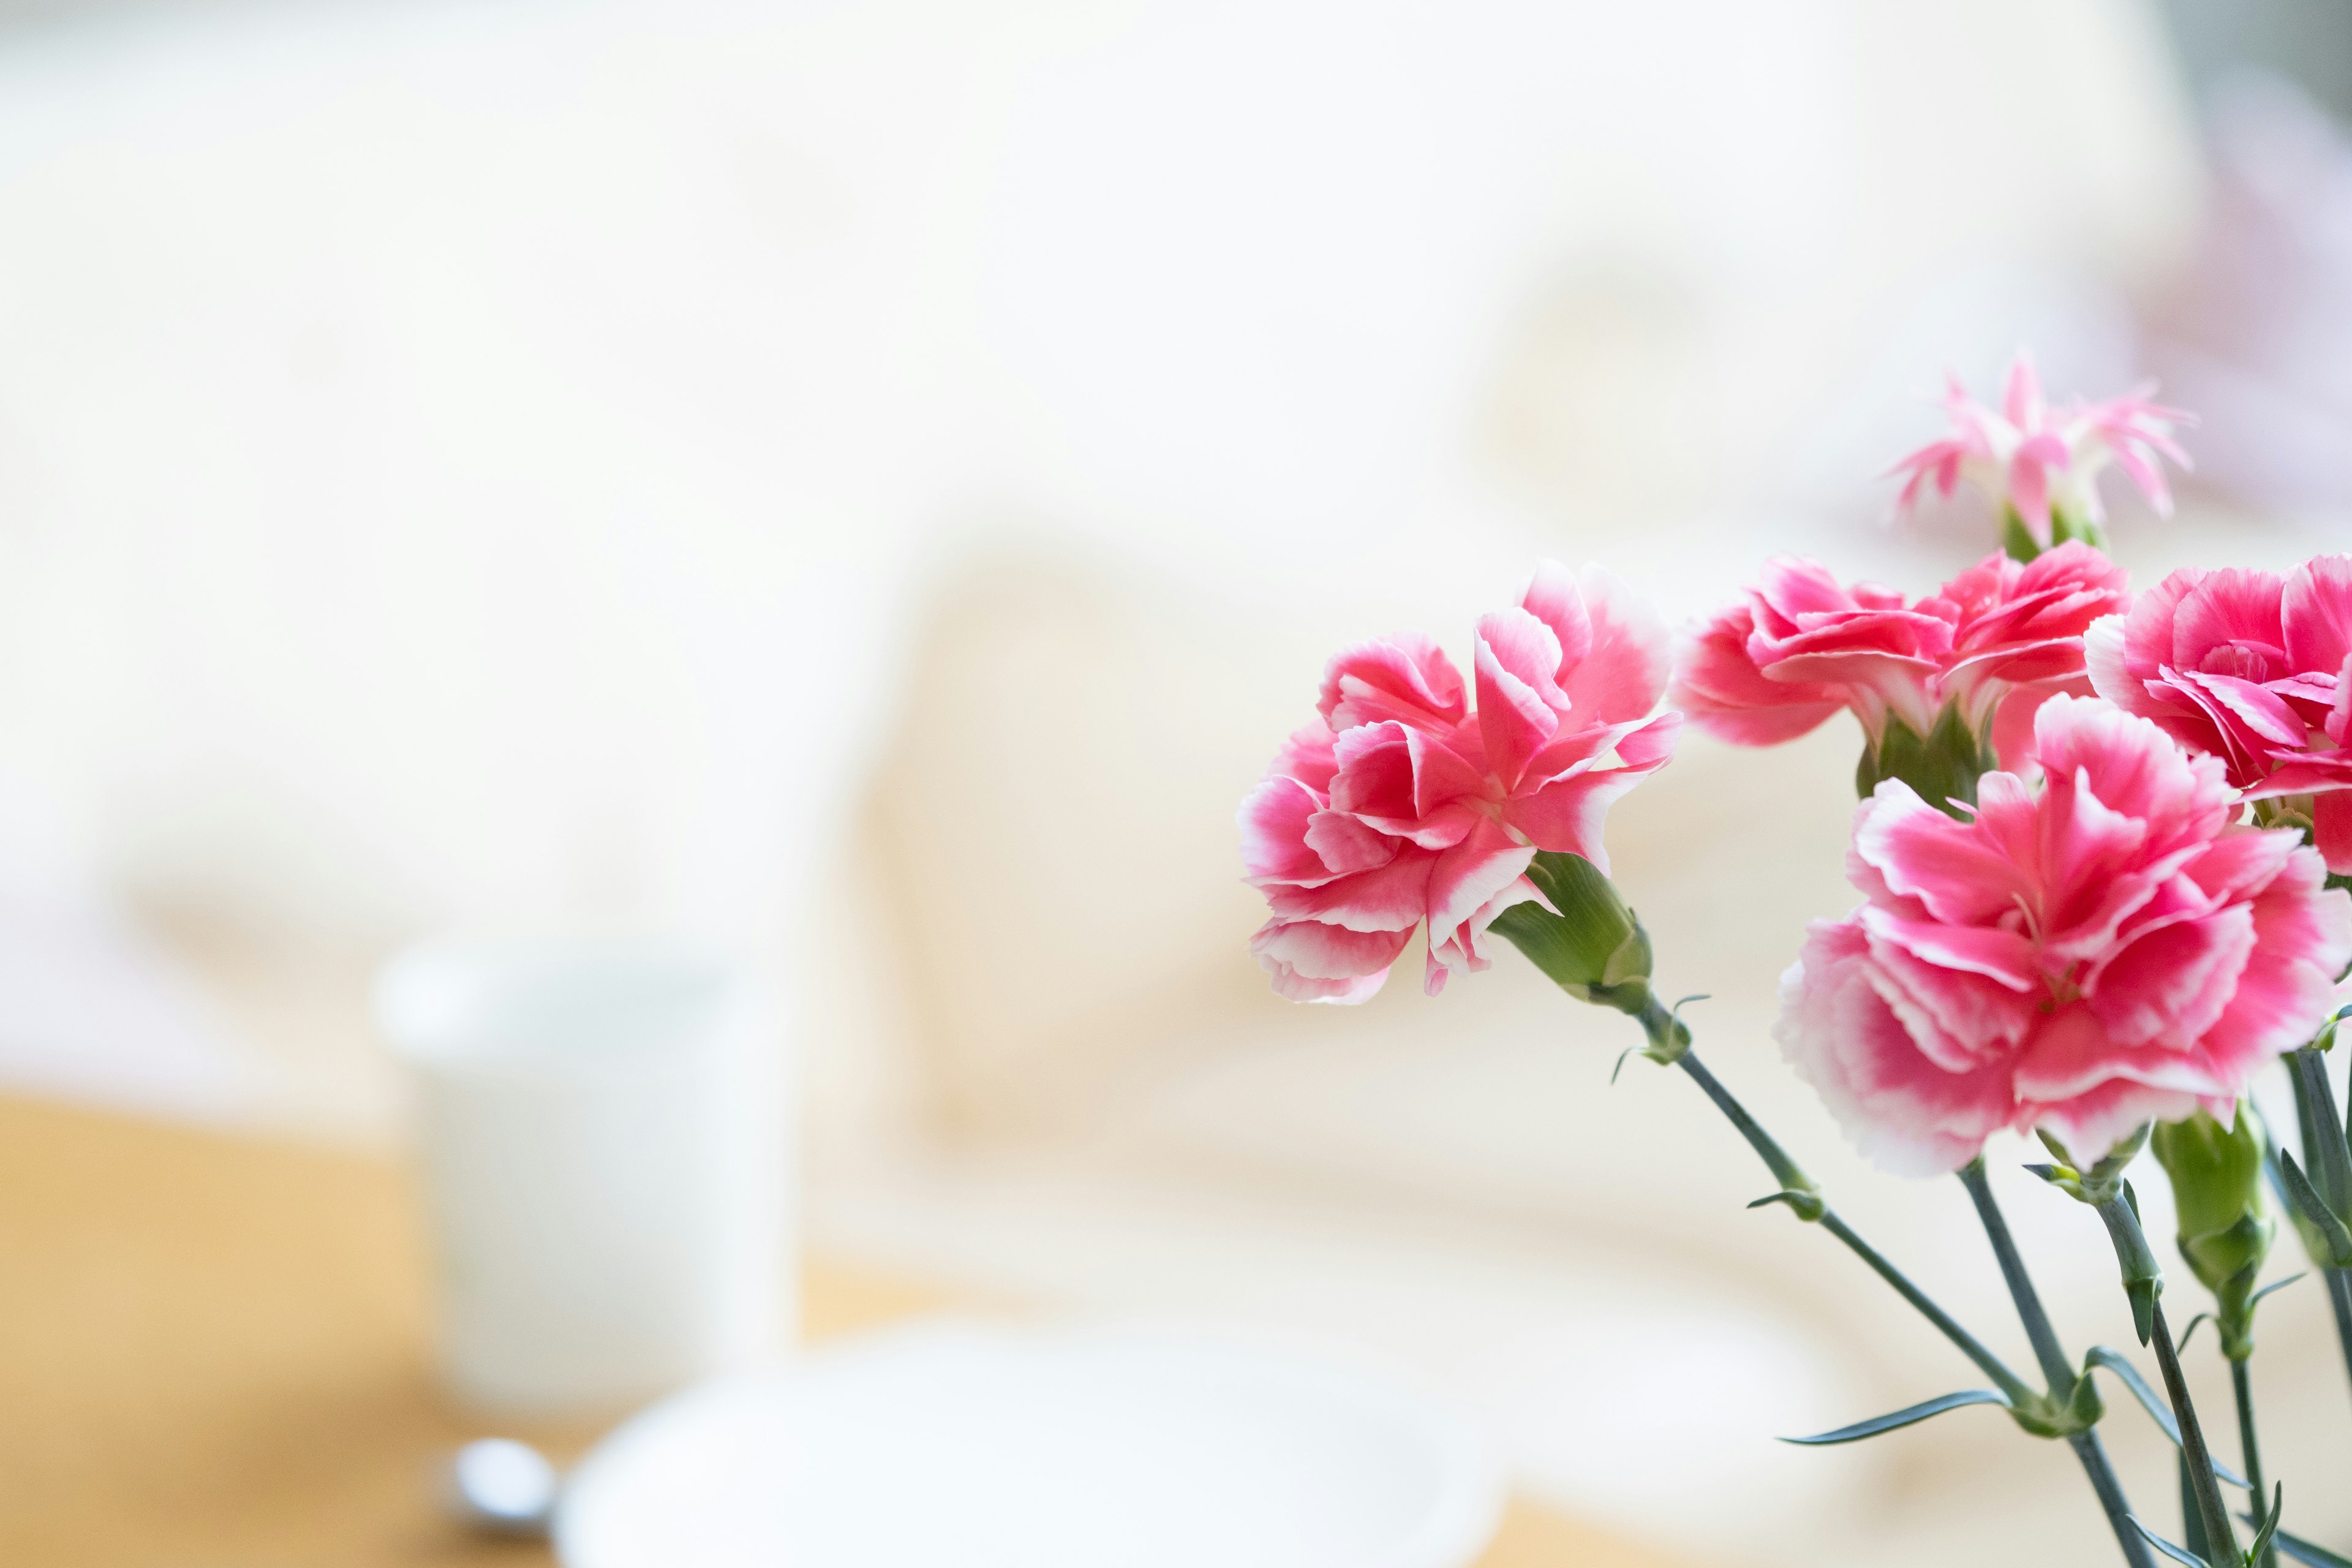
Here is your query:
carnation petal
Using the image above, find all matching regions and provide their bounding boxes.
[1558,565,1673,726]
[1319,631,1468,734]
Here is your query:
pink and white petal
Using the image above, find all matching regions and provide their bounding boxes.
[1319,632,1468,734]
[1422,817,1539,947]
[1774,919,2018,1176]
[1302,808,1404,873]
[2082,614,2141,714]
[2283,554,2352,677]
[1518,560,1594,674]
[2316,791,2352,876]
[1558,564,1673,726]
[2180,829,2302,907]
[1251,919,1412,1004]
[1669,606,1845,744]
[1474,611,1566,791]
[1856,905,2041,989]
[2030,1078,2206,1168]
[1239,776,1333,884]
[1856,914,2039,1068]
[1853,780,2032,927]
[2117,571,2206,690]
[1270,720,1341,793]
[1501,714,1681,870]
[2241,753,2352,798]
[2082,905,2256,1047]
[2172,568,2289,672]
[1261,848,1437,932]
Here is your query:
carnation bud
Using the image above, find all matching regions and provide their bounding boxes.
[1490,851,1673,1047]
[1855,702,1997,817]
[2151,1105,2274,1359]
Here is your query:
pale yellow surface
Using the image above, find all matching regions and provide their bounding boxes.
[0,1094,1694,1567]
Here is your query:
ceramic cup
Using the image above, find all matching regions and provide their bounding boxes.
[376,936,790,1416]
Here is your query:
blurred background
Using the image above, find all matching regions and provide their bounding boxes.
[3,0,2352,1562]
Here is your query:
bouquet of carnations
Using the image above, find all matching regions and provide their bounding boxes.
[1239,356,2352,1567]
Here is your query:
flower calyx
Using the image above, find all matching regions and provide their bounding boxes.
[1489,851,1678,1051]
[2001,500,2105,564]
[1854,701,1999,816]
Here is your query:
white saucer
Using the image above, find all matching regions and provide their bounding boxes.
[556,1319,1502,1568]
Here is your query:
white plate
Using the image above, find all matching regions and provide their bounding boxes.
[557,1319,1502,1568]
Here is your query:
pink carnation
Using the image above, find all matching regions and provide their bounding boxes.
[1670,543,2128,771]
[1888,353,2191,546]
[1242,564,1680,1003]
[2087,556,2352,872]
[1776,693,2351,1174]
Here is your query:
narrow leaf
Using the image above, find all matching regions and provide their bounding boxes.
[2276,1151,2352,1266]
[2247,1483,2286,1568]
[2086,1348,2252,1489]
[2250,1272,2307,1307]
[2130,1515,2214,1568]
[1779,1389,2007,1446]
[2270,1525,2352,1568]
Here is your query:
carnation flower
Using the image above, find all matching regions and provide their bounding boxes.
[1775,694,2351,1174]
[1888,353,2191,551]
[2087,556,2352,872]
[1670,543,2128,793]
[1241,564,1680,1003]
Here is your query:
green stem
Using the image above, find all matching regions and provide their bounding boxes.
[2233,1358,2273,1568]
[1961,1160,2155,1568]
[1672,1049,1813,1197]
[1959,1159,2075,1392]
[2103,1188,2241,1568]
[1669,1050,2036,1407]
[2069,1431,2157,1568]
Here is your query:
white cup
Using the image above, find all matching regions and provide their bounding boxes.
[376,935,791,1417]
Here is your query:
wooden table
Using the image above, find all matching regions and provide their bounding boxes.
[0,1094,1691,1566]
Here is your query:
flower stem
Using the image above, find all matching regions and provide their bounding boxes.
[2233,1357,2273,1568]
[2152,1298,2239,1564]
[1669,1049,2036,1407]
[1959,1159,2075,1390]
[1671,1049,1813,1197]
[2095,1185,2239,1564]
[2069,1430,2158,1568]
[1961,1159,2155,1568]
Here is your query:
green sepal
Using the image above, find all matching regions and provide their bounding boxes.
[1855,702,1999,816]
[1779,1387,2008,1446]
[2002,504,2043,564]
[1490,853,1667,1038]
[2048,503,2106,552]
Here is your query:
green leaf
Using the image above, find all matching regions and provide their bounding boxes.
[2247,1485,2287,1568]
[2250,1272,2307,1308]
[1779,1389,2008,1446]
[2131,1514,2215,1568]
[2085,1348,2253,1489]
[2269,1525,2352,1568]
[2275,1151,2352,1267]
